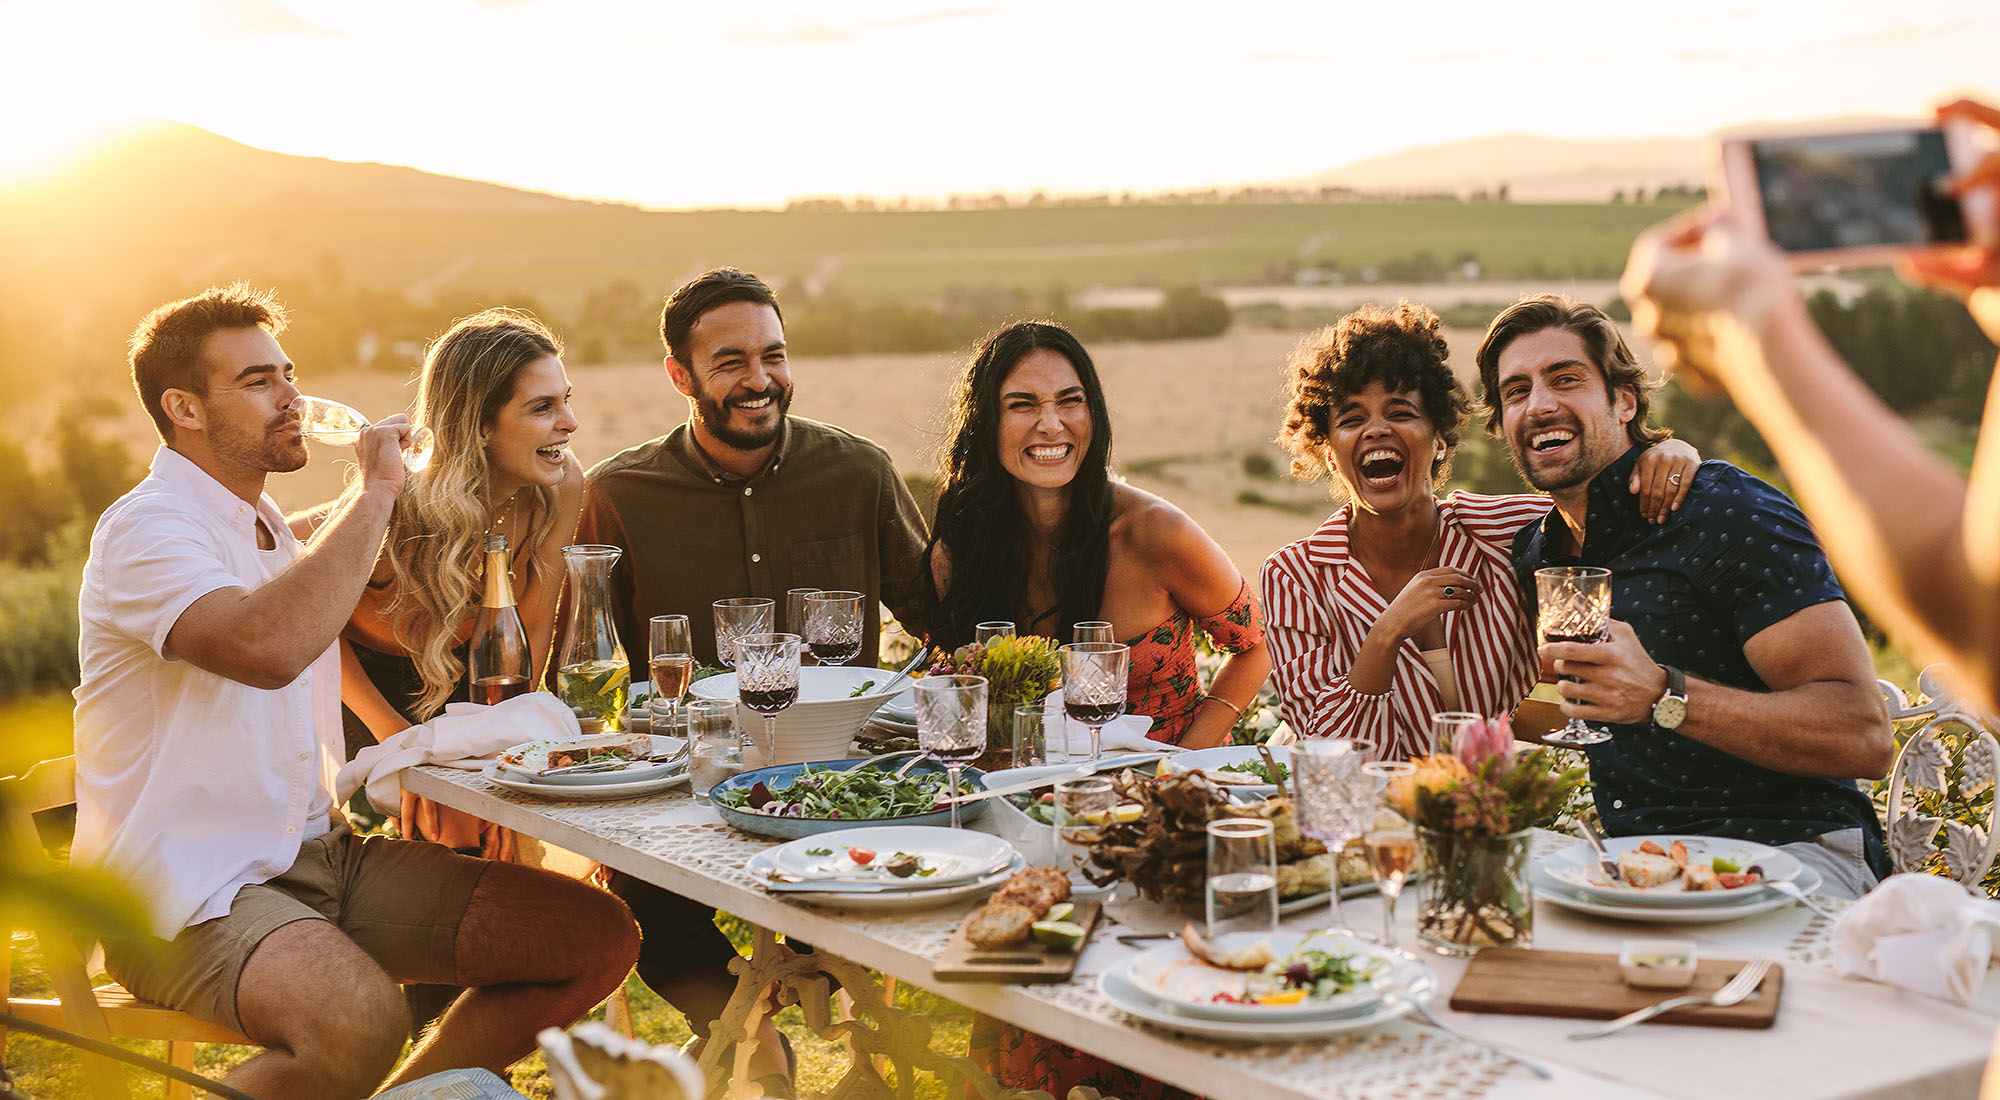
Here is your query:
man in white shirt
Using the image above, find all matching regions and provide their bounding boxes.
[74,285,638,1100]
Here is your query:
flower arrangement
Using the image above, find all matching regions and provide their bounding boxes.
[926,636,1062,768]
[1386,715,1587,954]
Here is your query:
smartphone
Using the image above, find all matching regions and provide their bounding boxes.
[1715,118,1992,269]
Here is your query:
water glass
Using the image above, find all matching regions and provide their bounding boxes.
[712,597,774,669]
[975,621,1016,644]
[916,675,987,828]
[686,700,744,805]
[1059,642,1130,762]
[1054,776,1114,886]
[803,590,864,667]
[1536,566,1614,747]
[1011,703,1048,768]
[1072,621,1115,645]
[1429,711,1482,756]
[648,615,694,733]
[1205,818,1278,938]
[1293,740,1372,934]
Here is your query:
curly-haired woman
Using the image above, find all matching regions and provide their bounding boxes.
[1261,301,1698,759]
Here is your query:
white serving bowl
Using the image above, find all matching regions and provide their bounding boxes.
[689,666,903,765]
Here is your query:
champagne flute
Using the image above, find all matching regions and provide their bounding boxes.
[1360,757,1419,950]
[734,632,800,769]
[648,615,694,734]
[916,675,987,829]
[1293,740,1373,935]
[1060,642,1129,763]
[713,597,774,670]
[975,621,1016,644]
[291,395,436,472]
[1073,621,1115,645]
[1535,566,1614,747]
[803,590,864,666]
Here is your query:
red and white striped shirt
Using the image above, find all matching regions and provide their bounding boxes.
[1259,492,1548,761]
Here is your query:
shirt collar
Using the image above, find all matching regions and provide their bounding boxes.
[1299,495,1508,574]
[1529,443,1650,564]
[671,417,793,486]
[150,446,275,536]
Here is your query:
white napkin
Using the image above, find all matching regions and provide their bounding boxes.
[1046,689,1157,756]
[1829,872,2000,1005]
[334,692,582,814]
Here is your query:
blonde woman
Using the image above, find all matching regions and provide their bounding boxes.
[296,309,582,854]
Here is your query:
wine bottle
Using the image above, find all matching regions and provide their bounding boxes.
[467,533,532,705]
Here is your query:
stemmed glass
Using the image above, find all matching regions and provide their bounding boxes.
[1073,621,1115,644]
[648,615,694,734]
[803,591,864,666]
[734,632,800,769]
[1536,566,1614,747]
[975,621,1016,644]
[915,675,987,828]
[713,597,775,670]
[785,588,821,636]
[1060,642,1129,763]
[291,395,436,472]
[1293,740,1374,935]
[1361,760,1417,949]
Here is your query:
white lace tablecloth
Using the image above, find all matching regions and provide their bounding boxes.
[405,767,2000,1100]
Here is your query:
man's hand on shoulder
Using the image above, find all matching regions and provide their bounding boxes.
[1539,620,1669,725]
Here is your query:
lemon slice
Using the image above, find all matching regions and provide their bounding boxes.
[1112,803,1143,823]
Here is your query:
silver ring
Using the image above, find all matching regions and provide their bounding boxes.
[1667,473,1682,485]
[1443,586,1456,597]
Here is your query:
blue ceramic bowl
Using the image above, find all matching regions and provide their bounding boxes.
[710,758,989,839]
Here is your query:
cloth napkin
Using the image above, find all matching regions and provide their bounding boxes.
[1829,872,2000,1005]
[334,692,582,815]
[1046,689,1158,756]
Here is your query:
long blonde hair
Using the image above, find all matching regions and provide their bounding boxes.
[380,309,564,719]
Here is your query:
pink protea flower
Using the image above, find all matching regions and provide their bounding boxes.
[1454,714,1516,768]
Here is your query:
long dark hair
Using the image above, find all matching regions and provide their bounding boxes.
[923,321,1115,647]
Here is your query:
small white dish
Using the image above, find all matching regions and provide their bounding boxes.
[1620,938,1698,989]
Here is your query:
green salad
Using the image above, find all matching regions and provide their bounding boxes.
[715,764,975,819]
[1217,759,1289,783]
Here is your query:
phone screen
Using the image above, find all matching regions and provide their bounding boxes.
[1749,128,1965,253]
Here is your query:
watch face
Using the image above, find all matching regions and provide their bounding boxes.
[1654,695,1688,730]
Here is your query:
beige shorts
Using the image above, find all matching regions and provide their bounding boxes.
[102,825,489,1035]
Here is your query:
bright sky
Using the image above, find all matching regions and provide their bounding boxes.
[4,0,1997,208]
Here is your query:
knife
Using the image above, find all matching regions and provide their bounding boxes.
[1578,818,1622,882]
[931,752,1169,807]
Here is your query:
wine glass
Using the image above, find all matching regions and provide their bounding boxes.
[648,615,694,734]
[1360,760,1417,949]
[291,395,436,472]
[975,621,1016,644]
[803,590,864,666]
[915,675,987,829]
[1292,739,1373,935]
[1059,642,1129,763]
[712,597,774,669]
[1072,621,1115,644]
[734,632,800,769]
[1535,566,1614,747]
[785,588,821,635]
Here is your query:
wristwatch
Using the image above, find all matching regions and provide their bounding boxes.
[1652,665,1688,730]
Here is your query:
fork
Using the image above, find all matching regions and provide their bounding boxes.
[1763,879,1843,922]
[1569,956,1773,1040]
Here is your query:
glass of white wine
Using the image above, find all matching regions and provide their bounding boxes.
[291,395,436,472]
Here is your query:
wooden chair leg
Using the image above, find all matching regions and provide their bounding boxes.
[604,981,636,1039]
[166,1043,195,1100]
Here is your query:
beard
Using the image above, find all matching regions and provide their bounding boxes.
[691,378,792,451]
[1508,422,1610,494]
[210,410,309,474]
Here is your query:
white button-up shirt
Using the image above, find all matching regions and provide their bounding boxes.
[73,447,341,939]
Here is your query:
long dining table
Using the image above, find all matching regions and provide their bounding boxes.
[404,762,2000,1100]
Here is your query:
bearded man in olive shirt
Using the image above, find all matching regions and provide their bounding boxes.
[575,268,926,1075]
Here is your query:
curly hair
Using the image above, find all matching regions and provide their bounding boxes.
[374,309,565,719]
[1276,300,1471,487]
[921,321,1114,648]
[128,283,288,442]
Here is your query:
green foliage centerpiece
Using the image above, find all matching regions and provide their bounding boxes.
[1386,716,1586,955]
[926,637,1061,770]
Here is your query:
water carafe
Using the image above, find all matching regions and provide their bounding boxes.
[558,545,630,731]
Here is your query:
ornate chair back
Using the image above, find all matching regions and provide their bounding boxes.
[1881,666,2000,889]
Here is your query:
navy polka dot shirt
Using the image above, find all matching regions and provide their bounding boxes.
[1514,445,1888,876]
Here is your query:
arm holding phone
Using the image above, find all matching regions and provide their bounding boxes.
[1622,98,2000,712]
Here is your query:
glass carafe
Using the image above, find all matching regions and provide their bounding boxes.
[558,545,630,731]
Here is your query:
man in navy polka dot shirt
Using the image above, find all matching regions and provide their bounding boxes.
[1479,295,1895,899]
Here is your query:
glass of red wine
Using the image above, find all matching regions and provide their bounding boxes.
[915,674,987,829]
[1059,642,1130,762]
[733,632,800,769]
[802,590,864,666]
[1535,566,1614,747]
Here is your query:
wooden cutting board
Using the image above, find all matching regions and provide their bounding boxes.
[933,900,1102,982]
[1449,948,1783,1028]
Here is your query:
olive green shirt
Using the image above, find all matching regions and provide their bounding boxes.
[576,417,929,673]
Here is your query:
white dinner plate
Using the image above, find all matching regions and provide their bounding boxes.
[1535,864,1824,924]
[748,826,1016,890]
[481,760,690,801]
[1157,744,1292,799]
[767,853,1028,911]
[1539,834,1804,907]
[1121,930,1404,1022]
[1099,952,1435,1040]
[494,735,687,786]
